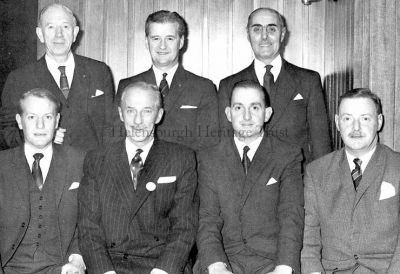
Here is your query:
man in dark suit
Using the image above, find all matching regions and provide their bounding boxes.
[116,10,219,152]
[78,82,198,274]
[301,88,400,274]
[218,8,331,165]
[197,81,304,274]
[0,88,85,273]
[1,3,115,152]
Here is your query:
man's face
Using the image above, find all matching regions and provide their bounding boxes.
[16,96,60,149]
[146,22,184,70]
[36,5,79,61]
[118,88,164,147]
[225,87,272,144]
[247,9,286,64]
[335,97,383,157]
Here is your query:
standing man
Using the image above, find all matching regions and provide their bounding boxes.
[197,81,304,274]
[117,10,219,152]
[218,8,331,165]
[0,89,85,273]
[78,82,198,274]
[302,88,400,273]
[1,3,115,152]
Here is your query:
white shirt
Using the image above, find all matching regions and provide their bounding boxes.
[233,134,263,161]
[254,54,282,84]
[152,63,178,87]
[126,138,154,166]
[346,146,376,174]
[24,143,52,183]
[45,53,75,89]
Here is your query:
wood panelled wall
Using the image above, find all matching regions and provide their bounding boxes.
[37,0,400,151]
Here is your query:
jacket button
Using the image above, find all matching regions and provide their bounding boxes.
[243,239,247,244]
[21,222,25,228]
[354,254,359,260]
[110,242,116,248]
[123,253,128,260]
[11,244,15,250]
[154,236,159,241]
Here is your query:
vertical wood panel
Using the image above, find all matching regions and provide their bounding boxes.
[395,1,400,151]
[83,0,105,61]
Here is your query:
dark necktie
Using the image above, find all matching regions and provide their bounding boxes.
[32,153,44,190]
[351,158,362,190]
[130,149,143,190]
[263,64,274,95]
[159,72,169,98]
[58,66,70,98]
[242,146,250,175]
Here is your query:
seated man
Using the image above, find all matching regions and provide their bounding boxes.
[301,88,400,273]
[197,80,304,274]
[78,82,198,274]
[0,88,85,273]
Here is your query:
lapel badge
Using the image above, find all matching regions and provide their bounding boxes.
[146,182,156,192]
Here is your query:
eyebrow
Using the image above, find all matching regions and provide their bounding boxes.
[250,23,278,28]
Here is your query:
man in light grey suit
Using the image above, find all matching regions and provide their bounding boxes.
[301,88,400,274]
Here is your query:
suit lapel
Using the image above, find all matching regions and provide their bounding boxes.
[164,65,186,113]
[69,55,90,103]
[13,146,31,206]
[49,145,70,206]
[223,139,246,197]
[269,60,298,128]
[338,149,357,203]
[141,68,157,85]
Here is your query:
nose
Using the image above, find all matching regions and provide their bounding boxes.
[261,27,268,40]
[353,118,360,131]
[134,112,143,125]
[55,26,63,37]
[36,118,45,129]
[159,38,166,49]
[243,108,252,121]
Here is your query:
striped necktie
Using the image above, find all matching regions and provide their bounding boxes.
[351,158,362,190]
[130,149,143,190]
[242,146,250,175]
[58,66,70,98]
[263,64,274,95]
[159,72,169,97]
[32,153,44,190]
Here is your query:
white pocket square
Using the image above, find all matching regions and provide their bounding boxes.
[379,181,396,200]
[157,176,176,184]
[266,177,278,186]
[91,89,104,97]
[180,105,197,109]
[293,93,303,100]
[69,182,80,190]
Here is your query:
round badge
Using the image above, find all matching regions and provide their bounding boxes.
[146,182,156,192]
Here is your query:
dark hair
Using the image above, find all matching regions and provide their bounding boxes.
[247,8,285,30]
[230,80,271,107]
[119,81,163,110]
[145,10,187,38]
[37,3,77,27]
[17,88,61,114]
[338,88,382,115]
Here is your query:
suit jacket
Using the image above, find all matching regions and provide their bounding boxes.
[301,144,400,274]
[78,139,198,274]
[218,60,331,165]
[1,54,115,152]
[0,144,85,271]
[116,65,219,151]
[197,135,304,273]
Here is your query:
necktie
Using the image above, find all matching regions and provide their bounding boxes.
[159,72,169,98]
[242,146,250,175]
[263,65,274,95]
[130,149,143,190]
[58,66,70,98]
[351,158,362,190]
[32,153,44,190]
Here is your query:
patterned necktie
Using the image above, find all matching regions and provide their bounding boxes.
[242,146,250,175]
[351,158,362,190]
[32,153,44,190]
[159,72,169,98]
[263,64,274,95]
[130,149,143,190]
[58,65,70,98]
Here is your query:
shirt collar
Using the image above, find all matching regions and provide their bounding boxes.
[254,55,282,84]
[152,63,179,87]
[233,133,264,161]
[24,143,53,181]
[345,146,376,173]
[45,53,75,87]
[125,138,154,165]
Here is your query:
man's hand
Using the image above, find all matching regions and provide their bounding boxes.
[60,262,84,274]
[150,268,168,274]
[54,127,66,144]
[266,265,293,274]
[208,262,233,274]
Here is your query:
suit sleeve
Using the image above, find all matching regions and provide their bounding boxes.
[217,79,233,140]
[300,165,324,274]
[276,148,304,272]
[154,149,198,273]
[78,152,115,274]
[306,73,331,160]
[196,151,230,271]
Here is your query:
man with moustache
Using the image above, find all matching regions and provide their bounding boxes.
[0,89,85,274]
[218,8,331,165]
[78,82,198,274]
[301,88,400,273]
[116,10,219,151]
[197,81,304,274]
[1,3,115,152]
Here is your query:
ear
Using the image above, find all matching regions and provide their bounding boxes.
[55,113,60,128]
[72,26,79,43]
[155,108,164,124]
[145,36,150,50]
[377,113,383,131]
[334,114,340,132]
[16,114,23,130]
[118,106,124,122]
[264,107,273,123]
[280,27,287,43]
[179,35,184,50]
[36,27,45,43]
[225,106,232,123]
